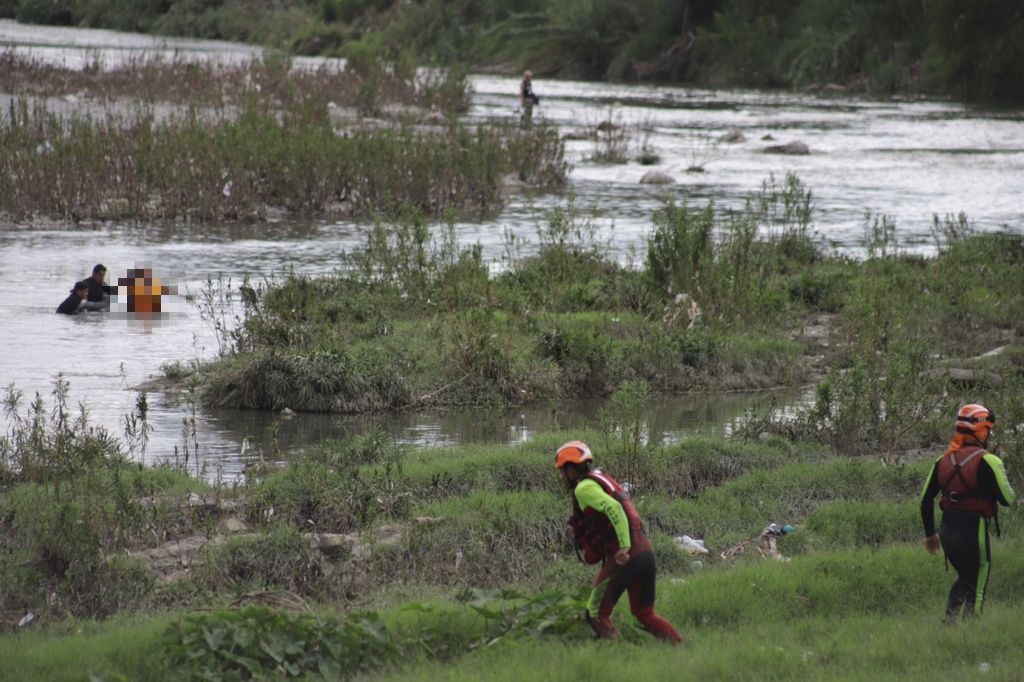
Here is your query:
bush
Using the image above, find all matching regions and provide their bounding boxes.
[164,606,401,680]
[201,527,325,596]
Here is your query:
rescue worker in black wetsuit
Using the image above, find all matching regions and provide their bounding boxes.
[85,264,115,309]
[555,440,682,643]
[56,280,89,314]
[920,403,1015,622]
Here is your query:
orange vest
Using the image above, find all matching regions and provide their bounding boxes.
[937,445,997,517]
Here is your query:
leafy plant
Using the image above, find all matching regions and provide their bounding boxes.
[164,606,400,680]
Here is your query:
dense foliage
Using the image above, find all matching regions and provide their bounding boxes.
[2,0,1022,102]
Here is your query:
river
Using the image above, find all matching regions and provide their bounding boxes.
[1,20,1021,478]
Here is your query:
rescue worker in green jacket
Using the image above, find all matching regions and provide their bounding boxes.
[920,403,1015,622]
[555,440,682,643]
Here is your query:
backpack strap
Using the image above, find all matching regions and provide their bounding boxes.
[939,448,984,500]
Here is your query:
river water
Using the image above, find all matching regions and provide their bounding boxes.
[1,20,1021,478]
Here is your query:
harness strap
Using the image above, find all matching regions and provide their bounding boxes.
[939,448,984,498]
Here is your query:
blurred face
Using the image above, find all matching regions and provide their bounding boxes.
[91,270,105,283]
[979,425,992,444]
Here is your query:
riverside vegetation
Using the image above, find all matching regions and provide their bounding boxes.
[0,50,566,223]
[3,0,1022,103]
[2,376,1023,679]
[192,174,1024,448]
[2,173,1024,678]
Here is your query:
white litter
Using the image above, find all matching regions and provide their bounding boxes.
[676,534,709,556]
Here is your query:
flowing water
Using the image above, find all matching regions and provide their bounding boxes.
[1,20,1022,478]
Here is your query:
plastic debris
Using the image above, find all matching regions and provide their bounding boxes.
[17,611,35,628]
[720,522,795,562]
[676,534,709,556]
[761,523,795,537]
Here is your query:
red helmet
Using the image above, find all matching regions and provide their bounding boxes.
[955,403,995,436]
[554,440,593,469]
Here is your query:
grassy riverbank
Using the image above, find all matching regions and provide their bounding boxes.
[2,387,1023,679]
[3,1,1022,102]
[5,569,1024,681]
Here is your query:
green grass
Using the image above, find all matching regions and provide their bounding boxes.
[5,543,1024,681]
[0,613,176,682]
[376,605,1024,681]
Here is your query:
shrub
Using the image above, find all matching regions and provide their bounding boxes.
[164,606,401,680]
[201,527,325,596]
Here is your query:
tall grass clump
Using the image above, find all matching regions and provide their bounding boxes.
[0,49,467,116]
[198,178,834,413]
[645,173,821,328]
[0,379,203,620]
[738,208,1024,458]
[799,217,947,454]
[195,173,1021,426]
[0,99,566,223]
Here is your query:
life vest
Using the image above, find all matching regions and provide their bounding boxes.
[568,469,643,564]
[937,445,996,518]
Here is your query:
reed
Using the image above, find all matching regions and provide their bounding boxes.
[0,98,566,222]
[0,48,465,114]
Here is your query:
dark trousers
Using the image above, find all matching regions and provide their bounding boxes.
[939,511,991,619]
[586,534,681,642]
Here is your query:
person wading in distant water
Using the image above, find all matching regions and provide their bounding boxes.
[85,264,115,310]
[920,403,1015,623]
[520,70,540,127]
[56,280,89,315]
[555,440,682,643]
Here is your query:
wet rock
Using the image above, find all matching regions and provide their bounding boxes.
[719,127,746,143]
[924,367,1004,389]
[307,522,407,561]
[640,170,674,185]
[763,140,810,155]
[222,517,248,533]
[636,149,661,165]
[563,129,595,141]
[183,493,240,512]
[137,534,238,582]
[309,532,352,557]
[502,173,528,191]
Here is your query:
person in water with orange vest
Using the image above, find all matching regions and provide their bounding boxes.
[555,440,682,642]
[920,403,1015,622]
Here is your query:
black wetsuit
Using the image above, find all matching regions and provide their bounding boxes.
[86,277,115,302]
[56,292,84,314]
[920,448,1015,618]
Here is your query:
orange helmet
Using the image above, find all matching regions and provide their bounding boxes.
[955,403,995,436]
[554,440,593,469]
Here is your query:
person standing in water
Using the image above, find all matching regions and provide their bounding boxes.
[520,70,540,127]
[56,281,89,315]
